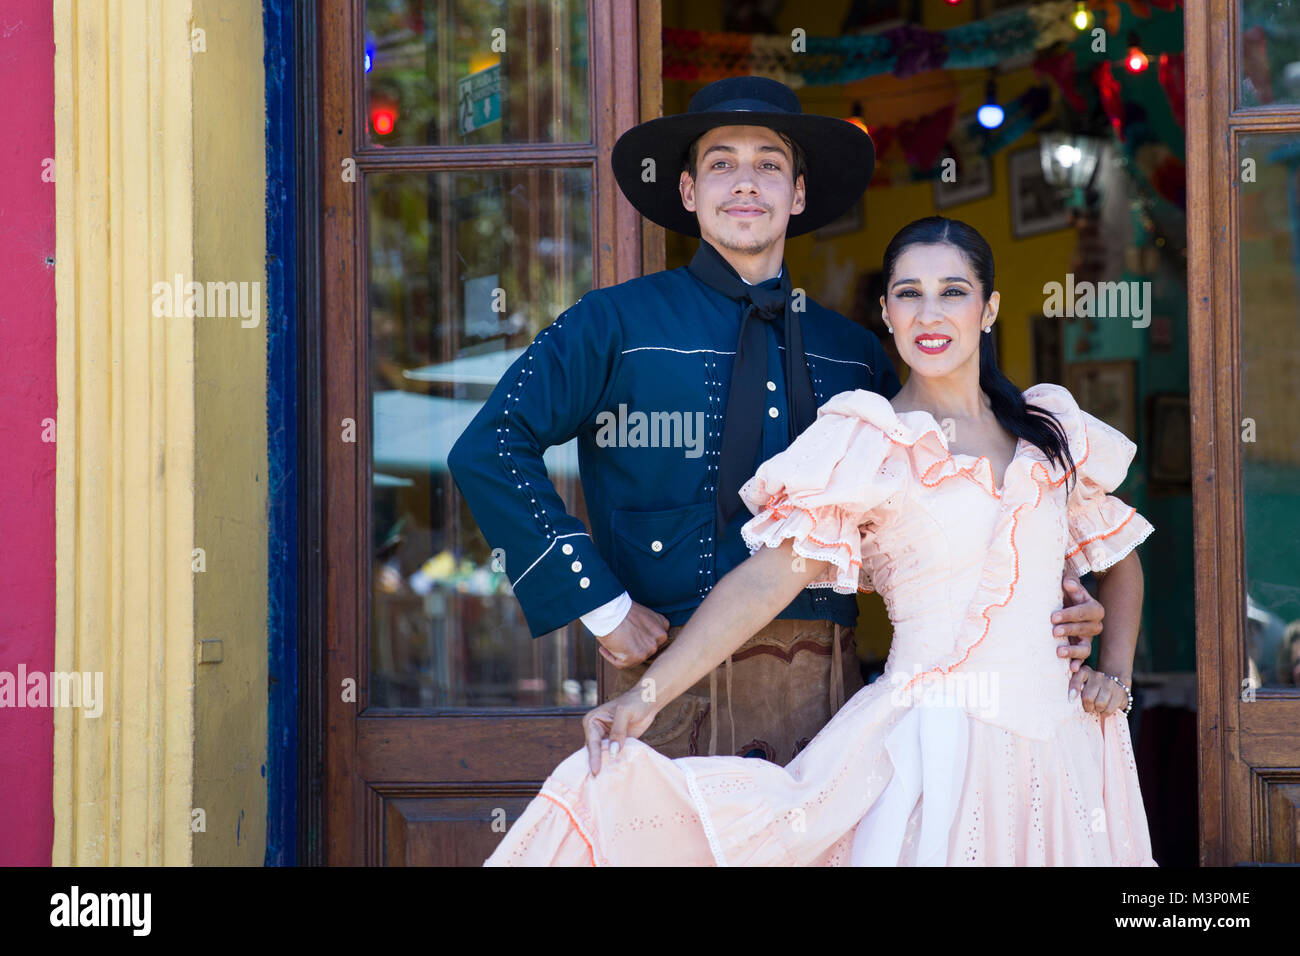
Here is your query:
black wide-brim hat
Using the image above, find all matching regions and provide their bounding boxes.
[612,76,875,238]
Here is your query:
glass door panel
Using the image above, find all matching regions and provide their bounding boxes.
[1238,131,1300,692]
[364,0,591,146]
[1239,0,1300,108]
[367,166,599,708]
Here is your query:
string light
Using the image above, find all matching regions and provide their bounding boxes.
[370,95,398,136]
[1125,32,1149,73]
[977,72,1004,129]
[846,100,870,135]
[1072,2,1092,30]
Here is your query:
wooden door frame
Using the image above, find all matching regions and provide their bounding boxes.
[306,0,1300,868]
[311,0,658,865]
[1186,0,1300,865]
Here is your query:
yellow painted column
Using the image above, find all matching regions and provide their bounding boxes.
[53,0,197,865]
[190,0,269,866]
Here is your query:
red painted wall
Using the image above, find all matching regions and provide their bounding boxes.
[0,0,56,865]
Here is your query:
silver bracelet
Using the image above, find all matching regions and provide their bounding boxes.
[1102,672,1134,716]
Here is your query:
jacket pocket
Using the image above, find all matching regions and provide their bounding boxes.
[609,501,713,612]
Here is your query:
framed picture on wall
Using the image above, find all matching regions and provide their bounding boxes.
[933,116,993,209]
[1064,360,1137,439]
[933,151,993,209]
[1008,145,1070,239]
[1147,392,1191,487]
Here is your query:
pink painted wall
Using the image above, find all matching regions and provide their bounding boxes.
[0,0,56,865]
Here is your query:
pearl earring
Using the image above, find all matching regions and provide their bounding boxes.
[983,325,992,333]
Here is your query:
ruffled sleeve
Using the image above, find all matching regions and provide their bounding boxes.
[737,390,908,594]
[1024,384,1155,576]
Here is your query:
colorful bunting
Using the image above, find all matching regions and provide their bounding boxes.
[898,102,957,168]
[881,22,949,78]
[663,0,1184,86]
[1092,0,1181,36]
[662,2,1188,206]
[1033,49,1088,113]
[1095,60,1127,142]
[863,84,1054,188]
[1157,52,1185,128]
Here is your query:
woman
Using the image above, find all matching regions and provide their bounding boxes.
[485,216,1156,866]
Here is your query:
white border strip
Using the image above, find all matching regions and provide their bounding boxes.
[620,344,875,372]
[621,346,737,356]
[680,763,728,866]
[513,531,592,586]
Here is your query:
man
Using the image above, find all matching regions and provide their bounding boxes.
[448,76,1104,763]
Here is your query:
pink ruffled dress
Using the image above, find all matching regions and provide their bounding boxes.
[484,384,1157,866]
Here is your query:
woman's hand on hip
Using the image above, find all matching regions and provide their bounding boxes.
[584,687,661,775]
[1075,665,1128,718]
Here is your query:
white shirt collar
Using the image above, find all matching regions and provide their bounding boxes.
[740,265,783,285]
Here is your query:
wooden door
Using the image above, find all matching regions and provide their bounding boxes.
[317,0,651,865]
[1187,0,1300,864]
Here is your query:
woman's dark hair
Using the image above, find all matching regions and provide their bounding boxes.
[881,215,1076,485]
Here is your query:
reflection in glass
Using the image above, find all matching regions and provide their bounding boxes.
[367,167,597,708]
[1240,0,1300,107]
[1238,132,1300,691]
[364,0,590,146]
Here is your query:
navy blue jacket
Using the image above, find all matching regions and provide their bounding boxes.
[447,262,902,638]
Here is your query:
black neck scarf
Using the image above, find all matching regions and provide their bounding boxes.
[687,238,818,533]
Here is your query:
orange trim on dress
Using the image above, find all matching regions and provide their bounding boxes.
[753,400,1090,526]
[898,460,1050,693]
[760,494,864,569]
[1065,506,1138,561]
[539,791,596,866]
[883,412,1090,499]
[751,400,1100,686]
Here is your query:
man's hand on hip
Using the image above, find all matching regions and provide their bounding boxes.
[1055,569,1102,677]
[597,602,669,668]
